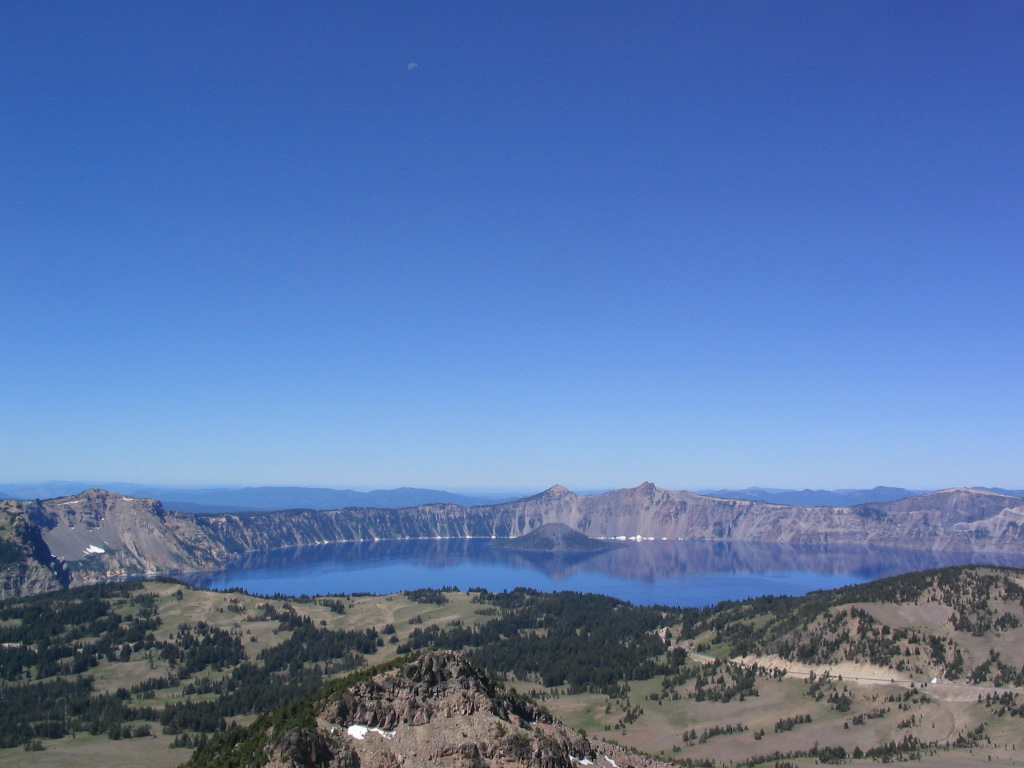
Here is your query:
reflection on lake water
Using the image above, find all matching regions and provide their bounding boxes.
[178,539,1024,608]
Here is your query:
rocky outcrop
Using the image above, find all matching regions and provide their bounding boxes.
[953,505,1024,543]
[321,651,554,732]
[194,651,670,768]
[0,500,68,599]
[268,727,353,768]
[26,489,230,586]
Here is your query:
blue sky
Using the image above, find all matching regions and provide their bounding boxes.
[2,1,1022,491]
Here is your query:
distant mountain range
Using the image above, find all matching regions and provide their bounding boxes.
[701,485,930,507]
[0,483,518,513]
[4,482,1021,513]
[702,485,1024,506]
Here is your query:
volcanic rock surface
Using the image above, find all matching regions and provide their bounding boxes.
[258,651,669,768]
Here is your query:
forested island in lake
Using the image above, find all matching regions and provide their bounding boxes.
[491,522,625,553]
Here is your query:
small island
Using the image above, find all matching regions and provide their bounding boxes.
[493,522,625,554]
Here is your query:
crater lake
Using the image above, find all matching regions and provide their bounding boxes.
[177,539,1024,607]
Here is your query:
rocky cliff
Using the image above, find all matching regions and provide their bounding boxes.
[189,650,669,768]
[3,483,1024,597]
[489,483,1024,551]
[0,500,68,599]
[210,482,1019,554]
[25,489,230,587]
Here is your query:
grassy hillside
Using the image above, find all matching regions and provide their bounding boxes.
[547,565,1024,766]
[0,581,501,767]
[675,565,1024,684]
[2,567,1024,767]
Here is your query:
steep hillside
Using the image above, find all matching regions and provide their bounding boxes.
[0,500,67,598]
[28,489,230,585]
[680,565,1024,686]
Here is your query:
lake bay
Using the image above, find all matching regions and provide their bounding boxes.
[178,539,1024,608]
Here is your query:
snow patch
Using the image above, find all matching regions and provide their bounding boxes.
[603,757,620,768]
[84,545,105,555]
[346,725,395,740]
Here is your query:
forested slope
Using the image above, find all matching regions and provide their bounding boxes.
[4,567,1024,766]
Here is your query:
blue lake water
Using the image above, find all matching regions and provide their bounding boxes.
[179,539,1024,608]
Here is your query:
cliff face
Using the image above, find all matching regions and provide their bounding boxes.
[524,483,1024,551]
[191,651,670,768]
[195,483,1024,558]
[28,489,230,585]
[3,484,1024,595]
[0,500,68,599]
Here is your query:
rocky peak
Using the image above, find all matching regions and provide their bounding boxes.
[219,650,673,768]
[322,651,550,732]
[40,488,166,523]
[540,484,574,499]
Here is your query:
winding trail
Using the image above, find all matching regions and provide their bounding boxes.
[686,645,1024,699]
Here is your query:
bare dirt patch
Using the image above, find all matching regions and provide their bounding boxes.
[732,653,918,685]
